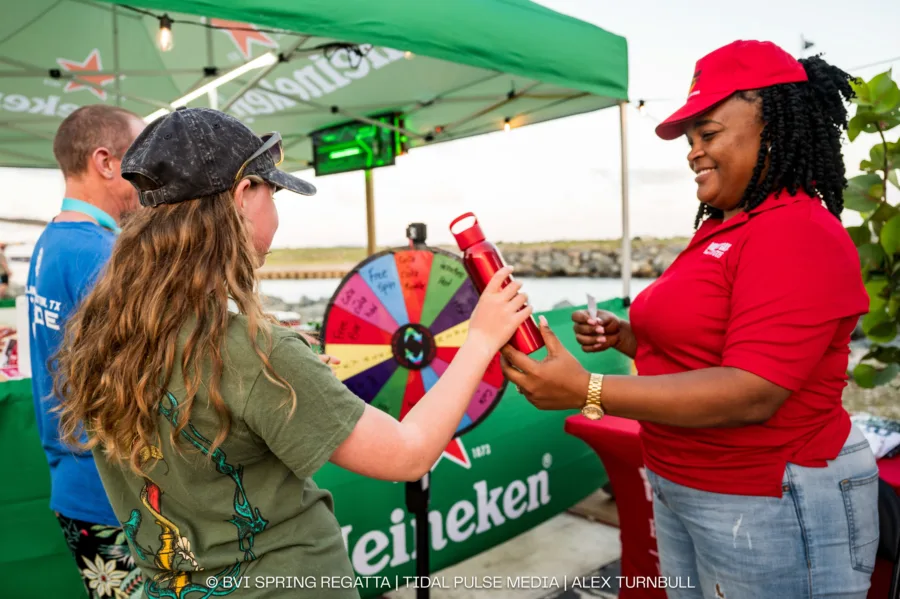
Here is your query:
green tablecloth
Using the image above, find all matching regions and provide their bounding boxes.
[0,378,88,598]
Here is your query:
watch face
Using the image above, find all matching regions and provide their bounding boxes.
[582,404,604,420]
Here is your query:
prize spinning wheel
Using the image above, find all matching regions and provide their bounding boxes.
[321,240,507,435]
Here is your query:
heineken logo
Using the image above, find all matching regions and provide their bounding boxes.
[341,464,552,576]
[228,46,406,122]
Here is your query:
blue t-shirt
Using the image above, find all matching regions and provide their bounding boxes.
[27,221,117,526]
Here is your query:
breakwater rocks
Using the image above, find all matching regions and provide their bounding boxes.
[500,240,687,278]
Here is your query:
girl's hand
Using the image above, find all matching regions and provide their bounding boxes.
[466,267,533,355]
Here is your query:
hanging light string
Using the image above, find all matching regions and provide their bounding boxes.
[121,5,298,36]
[121,4,372,68]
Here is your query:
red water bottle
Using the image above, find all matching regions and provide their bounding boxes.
[450,212,544,354]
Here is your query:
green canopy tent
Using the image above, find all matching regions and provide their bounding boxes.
[0,0,633,297]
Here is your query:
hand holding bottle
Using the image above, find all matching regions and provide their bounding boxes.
[466,267,533,355]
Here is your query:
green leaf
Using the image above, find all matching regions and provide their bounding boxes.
[867,278,889,303]
[867,143,898,172]
[849,117,863,142]
[845,190,880,212]
[870,70,900,114]
[854,363,877,388]
[881,214,900,255]
[849,109,900,139]
[863,306,890,332]
[845,173,884,211]
[890,170,900,190]
[847,225,872,246]
[871,201,896,223]
[863,345,900,364]
[859,243,887,271]
[851,78,872,107]
[869,322,897,344]
[875,363,900,385]
[888,296,900,318]
[849,113,864,142]
[849,172,884,194]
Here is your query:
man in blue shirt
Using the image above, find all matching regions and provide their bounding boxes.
[28,104,146,598]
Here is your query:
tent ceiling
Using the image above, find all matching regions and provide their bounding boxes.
[0,0,628,170]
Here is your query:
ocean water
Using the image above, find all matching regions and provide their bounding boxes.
[259,276,656,313]
[6,251,655,313]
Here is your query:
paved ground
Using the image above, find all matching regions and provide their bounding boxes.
[380,501,623,599]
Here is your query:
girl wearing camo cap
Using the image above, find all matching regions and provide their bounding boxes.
[52,107,531,598]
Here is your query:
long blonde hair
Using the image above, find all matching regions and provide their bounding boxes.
[53,186,296,475]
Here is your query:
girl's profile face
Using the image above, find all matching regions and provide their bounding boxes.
[236,178,279,260]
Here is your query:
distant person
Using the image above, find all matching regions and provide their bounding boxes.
[0,242,10,298]
[28,104,146,598]
[51,108,531,597]
[502,41,877,598]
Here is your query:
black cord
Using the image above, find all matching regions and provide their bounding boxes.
[850,55,900,72]
[120,4,369,65]
[322,43,372,70]
[120,4,299,36]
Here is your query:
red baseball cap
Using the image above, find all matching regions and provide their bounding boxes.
[655,40,808,140]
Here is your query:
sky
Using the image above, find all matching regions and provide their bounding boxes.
[1,0,899,251]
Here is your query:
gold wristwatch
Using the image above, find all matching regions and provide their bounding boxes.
[582,373,605,420]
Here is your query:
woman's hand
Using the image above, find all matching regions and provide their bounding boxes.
[466,267,533,356]
[501,316,591,411]
[572,309,637,359]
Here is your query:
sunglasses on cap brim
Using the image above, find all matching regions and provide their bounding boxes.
[233,132,284,186]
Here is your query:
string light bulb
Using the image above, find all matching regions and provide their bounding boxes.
[157,14,174,52]
[638,100,646,116]
[404,51,414,60]
[503,118,511,132]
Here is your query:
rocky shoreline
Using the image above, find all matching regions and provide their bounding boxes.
[500,241,685,279]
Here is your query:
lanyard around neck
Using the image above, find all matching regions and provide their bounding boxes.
[60,198,121,233]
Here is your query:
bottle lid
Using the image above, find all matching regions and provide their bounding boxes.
[449,212,485,251]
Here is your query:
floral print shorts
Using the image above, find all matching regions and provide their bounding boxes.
[56,514,143,599]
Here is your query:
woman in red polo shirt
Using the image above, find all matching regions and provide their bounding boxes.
[502,40,877,598]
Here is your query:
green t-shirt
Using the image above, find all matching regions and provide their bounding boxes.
[92,315,366,598]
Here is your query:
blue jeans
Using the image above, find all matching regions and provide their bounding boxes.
[645,425,879,599]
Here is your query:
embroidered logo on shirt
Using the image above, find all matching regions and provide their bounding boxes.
[703,242,732,259]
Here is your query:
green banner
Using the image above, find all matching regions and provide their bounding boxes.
[312,300,629,596]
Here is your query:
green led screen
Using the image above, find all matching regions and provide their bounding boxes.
[311,113,407,177]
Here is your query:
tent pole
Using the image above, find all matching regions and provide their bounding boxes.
[112,5,121,107]
[206,24,216,110]
[619,101,631,304]
[365,169,376,256]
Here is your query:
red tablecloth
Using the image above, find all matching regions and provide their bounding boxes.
[565,415,899,599]
[565,415,665,599]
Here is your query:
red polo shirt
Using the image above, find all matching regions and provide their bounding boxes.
[629,190,869,497]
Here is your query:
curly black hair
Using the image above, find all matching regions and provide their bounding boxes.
[693,55,856,229]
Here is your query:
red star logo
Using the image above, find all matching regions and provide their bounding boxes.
[210,19,278,59]
[433,438,471,470]
[56,49,115,100]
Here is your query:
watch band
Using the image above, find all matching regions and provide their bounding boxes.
[582,373,605,420]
